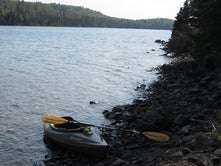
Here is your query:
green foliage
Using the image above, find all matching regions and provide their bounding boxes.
[0,0,174,30]
[167,0,221,67]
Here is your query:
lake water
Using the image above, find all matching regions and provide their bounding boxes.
[0,26,171,165]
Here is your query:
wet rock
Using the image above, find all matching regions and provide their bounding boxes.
[89,101,97,104]
[155,39,162,43]
[103,110,110,118]
[132,99,143,104]
[155,40,166,45]
[107,112,123,119]
[112,105,129,112]
[135,84,146,91]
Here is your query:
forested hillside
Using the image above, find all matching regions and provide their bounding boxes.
[0,0,174,29]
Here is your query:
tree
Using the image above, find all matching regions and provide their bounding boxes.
[167,0,221,67]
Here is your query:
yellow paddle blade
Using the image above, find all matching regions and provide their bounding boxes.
[142,131,170,142]
[41,115,69,125]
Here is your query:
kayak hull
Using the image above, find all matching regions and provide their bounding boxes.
[43,123,109,156]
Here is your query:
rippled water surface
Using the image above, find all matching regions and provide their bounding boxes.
[0,26,171,165]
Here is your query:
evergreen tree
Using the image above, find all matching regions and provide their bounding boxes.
[167,0,221,67]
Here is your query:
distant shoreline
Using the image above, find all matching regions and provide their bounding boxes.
[0,0,174,30]
[0,25,173,31]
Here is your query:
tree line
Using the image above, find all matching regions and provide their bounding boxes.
[0,0,174,30]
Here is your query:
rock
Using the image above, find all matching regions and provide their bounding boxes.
[180,125,191,134]
[151,49,156,51]
[89,101,97,104]
[166,148,184,157]
[174,114,190,126]
[146,51,150,54]
[183,134,216,151]
[160,160,197,166]
[112,106,124,112]
[126,144,141,150]
[171,151,184,157]
[184,153,214,166]
[107,112,122,119]
[111,158,127,166]
[135,84,146,92]
[155,39,162,43]
[103,110,110,117]
[182,147,193,155]
[132,99,143,104]
[196,134,216,147]
[189,87,200,93]
[212,156,221,165]
[155,39,166,45]
[96,162,106,166]
[214,149,221,157]
[182,135,196,143]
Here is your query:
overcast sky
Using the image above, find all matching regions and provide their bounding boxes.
[26,0,186,19]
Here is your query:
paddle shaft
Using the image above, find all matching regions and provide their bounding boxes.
[69,121,140,134]
[70,121,169,142]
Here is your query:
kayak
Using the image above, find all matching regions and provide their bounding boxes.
[43,116,109,155]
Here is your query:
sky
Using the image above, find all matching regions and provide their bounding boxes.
[26,0,186,20]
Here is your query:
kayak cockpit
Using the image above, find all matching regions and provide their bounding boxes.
[51,122,83,132]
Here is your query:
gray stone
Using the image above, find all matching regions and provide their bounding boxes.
[111,158,127,166]
[180,125,191,134]
[171,151,184,157]
[214,149,221,157]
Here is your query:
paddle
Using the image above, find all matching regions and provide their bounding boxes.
[41,115,170,142]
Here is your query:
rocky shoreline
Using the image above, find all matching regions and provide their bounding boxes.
[36,59,221,166]
[101,61,221,166]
